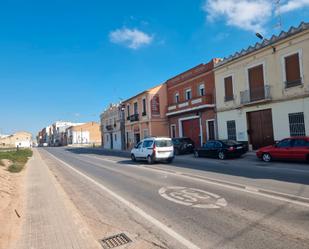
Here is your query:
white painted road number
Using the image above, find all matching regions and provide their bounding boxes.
[159,186,227,209]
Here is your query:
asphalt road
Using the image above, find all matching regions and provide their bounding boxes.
[40,147,309,249]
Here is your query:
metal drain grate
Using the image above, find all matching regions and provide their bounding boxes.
[100,233,132,249]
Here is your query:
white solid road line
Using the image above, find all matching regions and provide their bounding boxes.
[46,151,201,249]
[83,154,309,208]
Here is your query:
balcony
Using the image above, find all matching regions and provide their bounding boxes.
[129,114,139,122]
[167,94,214,115]
[105,125,113,131]
[240,85,271,105]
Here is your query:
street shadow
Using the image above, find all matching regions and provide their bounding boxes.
[64,147,309,186]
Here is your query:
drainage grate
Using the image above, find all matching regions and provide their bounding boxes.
[100,233,132,249]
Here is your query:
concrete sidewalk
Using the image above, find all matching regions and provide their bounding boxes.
[14,149,101,249]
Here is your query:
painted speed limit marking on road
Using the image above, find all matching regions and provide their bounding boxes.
[159,186,227,209]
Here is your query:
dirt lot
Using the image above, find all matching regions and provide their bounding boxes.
[0,159,25,249]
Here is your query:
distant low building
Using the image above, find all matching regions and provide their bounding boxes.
[0,131,32,148]
[66,122,101,146]
[51,121,84,146]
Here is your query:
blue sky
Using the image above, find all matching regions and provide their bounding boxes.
[0,0,308,136]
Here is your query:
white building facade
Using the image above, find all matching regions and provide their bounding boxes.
[100,104,124,150]
[215,22,309,150]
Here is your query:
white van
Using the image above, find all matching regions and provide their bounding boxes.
[130,137,174,164]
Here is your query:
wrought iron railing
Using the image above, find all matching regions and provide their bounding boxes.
[240,85,271,104]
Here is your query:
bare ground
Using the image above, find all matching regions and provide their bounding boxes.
[0,159,25,249]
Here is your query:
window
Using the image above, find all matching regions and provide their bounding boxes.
[224,76,234,101]
[114,134,117,141]
[143,140,153,148]
[136,142,143,149]
[293,139,309,147]
[171,125,176,138]
[155,140,173,147]
[227,120,237,141]
[106,134,109,142]
[127,105,130,118]
[284,53,301,87]
[185,89,192,100]
[199,84,205,96]
[277,139,292,148]
[134,102,138,114]
[175,93,179,103]
[248,64,265,101]
[214,141,222,148]
[289,112,306,136]
[142,98,147,115]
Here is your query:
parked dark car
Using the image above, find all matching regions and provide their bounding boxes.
[256,137,309,162]
[172,137,195,155]
[194,140,246,160]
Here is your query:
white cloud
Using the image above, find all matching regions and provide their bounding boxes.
[109,28,153,49]
[280,0,309,13]
[203,0,273,32]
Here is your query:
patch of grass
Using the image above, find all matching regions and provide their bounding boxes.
[8,163,24,173]
[0,149,32,173]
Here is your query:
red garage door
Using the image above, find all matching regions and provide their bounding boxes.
[182,119,200,147]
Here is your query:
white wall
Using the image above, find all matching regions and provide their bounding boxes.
[72,131,90,144]
[103,131,122,150]
[15,140,32,148]
[217,97,309,141]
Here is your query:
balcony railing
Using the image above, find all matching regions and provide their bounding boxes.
[105,125,113,131]
[167,94,213,113]
[129,114,139,122]
[240,85,271,105]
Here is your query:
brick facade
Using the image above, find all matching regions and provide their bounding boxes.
[166,59,219,146]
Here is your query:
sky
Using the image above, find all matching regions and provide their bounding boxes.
[0,0,308,136]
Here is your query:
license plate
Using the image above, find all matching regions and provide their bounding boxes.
[237,146,243,149]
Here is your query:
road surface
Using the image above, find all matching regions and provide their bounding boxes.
[39,147,309,249]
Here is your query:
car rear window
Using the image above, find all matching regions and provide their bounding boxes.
[222,140,238,146]
[155,140,173,147]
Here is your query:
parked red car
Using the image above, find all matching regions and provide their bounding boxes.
[256,137,309,162]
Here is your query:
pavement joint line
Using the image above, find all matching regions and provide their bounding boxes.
[82,153,309,208]
[45,150,202,249]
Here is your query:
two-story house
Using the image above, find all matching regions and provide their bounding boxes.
[215,22,309,150]
[100,103,125,150]
[123,83,168,149]
[166,60,219,147]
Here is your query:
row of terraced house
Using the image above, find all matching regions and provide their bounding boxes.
[102,22,309,151]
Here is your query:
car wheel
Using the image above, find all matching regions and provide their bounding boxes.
[131,154,136,162]
[194,151,199,158]
[147,155,154,164]
[218,151,226,160]
[262,153,272,162]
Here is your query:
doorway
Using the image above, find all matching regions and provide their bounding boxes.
[247,109,274,149]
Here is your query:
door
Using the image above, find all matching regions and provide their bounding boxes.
[134,133,140,144]
[110,133,113,149]
[248,64,265,101]
[207,120,215,140]
[271,139,293,159]
[290,138,309,160]
[247,109,274,150]
[134,142,143,158]
[182,118,200,147]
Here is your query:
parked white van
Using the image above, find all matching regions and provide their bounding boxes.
[130,137,174,164]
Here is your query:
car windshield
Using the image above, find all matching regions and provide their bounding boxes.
[155,140,173,147]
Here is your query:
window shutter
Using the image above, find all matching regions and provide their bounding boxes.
[285,53,301,86]
[224,76,233,101]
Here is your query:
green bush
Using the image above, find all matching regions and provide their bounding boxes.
[0,149,32,173]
